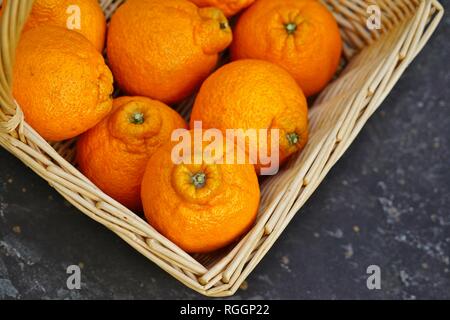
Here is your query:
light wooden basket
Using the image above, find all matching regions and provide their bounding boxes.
[0,0,443,297]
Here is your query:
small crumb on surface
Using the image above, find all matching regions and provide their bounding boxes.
[12,226,21,234]
[21,187,27,193]
[342,244,354,259]
[7,178,13,184]
[421,263,429,269]
[353,226,360,233]
[313,232,320,238]
[281,255,290,265]
[239,281,248,290]
[78,262,85,269]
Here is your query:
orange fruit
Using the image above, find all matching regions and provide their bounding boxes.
[107,0,232,104]
[1,0,106,52]
[13,26,113,142]
[77,96,187,212]
[231,0,342,97]
[141,130,260,253]
[190,59,309,174]
[188,0,255,17]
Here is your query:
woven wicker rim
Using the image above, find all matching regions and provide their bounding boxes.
[0,0,444,297]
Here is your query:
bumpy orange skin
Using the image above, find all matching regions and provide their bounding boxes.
[190,60,309,174]
[1,0,106,52]
[231,0,342,97]
[188,0,255,17]
[107,0,233,104]
[141,132,260,253]
[13,26,113,142]
[77,97,187,212]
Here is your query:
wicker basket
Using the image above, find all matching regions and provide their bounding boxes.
[0,0,443,297]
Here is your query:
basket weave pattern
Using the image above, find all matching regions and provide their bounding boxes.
[0,0,443,297]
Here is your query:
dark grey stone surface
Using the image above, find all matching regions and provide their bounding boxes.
[0,5,449,300]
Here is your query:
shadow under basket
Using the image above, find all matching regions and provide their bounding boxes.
[0,0,443,297]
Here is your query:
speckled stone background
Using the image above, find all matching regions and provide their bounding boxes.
[1,4,449,300]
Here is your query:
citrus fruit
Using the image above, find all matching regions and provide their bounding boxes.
[1,0,106,52]
[188,0,255,17]
[77,96,187,212]
[231,0,342,97]
[107,0,232,104]
[190,59,309,174]
[141,130,260,253]
[13,26,113,141]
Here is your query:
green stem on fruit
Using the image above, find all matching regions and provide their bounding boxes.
[220,22,228,30]
[130,112,145,125]
[285,22,297,35]
[287,132,300,146]
[191,172,206,189]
